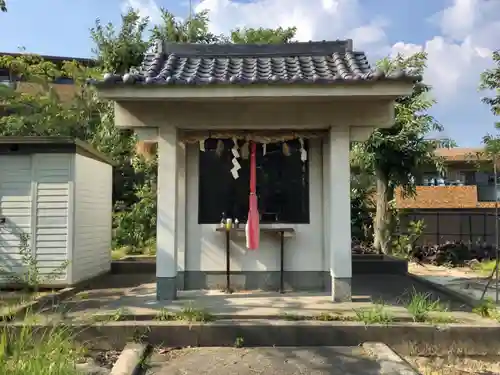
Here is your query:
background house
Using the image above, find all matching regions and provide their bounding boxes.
[0,52,95,104]
[397,147,499,245]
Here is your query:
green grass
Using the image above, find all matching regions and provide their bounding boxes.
[403,288,445,322]
[111,247,128,260]
[111,244,157,260]
[154,305,215,323]
[472,260,498,276]
[473,297,499,320]
[353,303,394,324]
[0,315,85,375]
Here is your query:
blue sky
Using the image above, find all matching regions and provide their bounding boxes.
[0,0,498,146]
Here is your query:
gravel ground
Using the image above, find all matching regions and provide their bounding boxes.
[76,350,121,375]
[405,355,500,375]
[144,346,409,375]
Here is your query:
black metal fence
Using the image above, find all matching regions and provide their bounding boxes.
[399,210,499,246]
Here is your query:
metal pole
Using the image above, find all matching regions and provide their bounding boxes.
[495,154,499,304]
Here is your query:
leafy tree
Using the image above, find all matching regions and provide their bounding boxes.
[0,0,6,12]
[480,50,500,121]
[150,9,221,44]
[230,27,296,44]
[480,50,500,156]
[90,8,149,75]
[351,52,452,254]
[0,7,298,253]
[350,172,375,242]
[91,8,298,251]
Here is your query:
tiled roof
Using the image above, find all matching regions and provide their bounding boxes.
[435,147,486,162]
[395,185,500,209]
[98,40,420,86]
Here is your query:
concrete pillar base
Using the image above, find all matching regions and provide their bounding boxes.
[156,277,177,301]
[331,277,352,302]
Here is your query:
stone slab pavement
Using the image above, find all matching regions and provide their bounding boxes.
[409,262,500,304]
[145,346,418,375]
[41,274,489,324]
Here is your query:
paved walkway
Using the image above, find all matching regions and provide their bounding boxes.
[39,274,493,324]
[145,346,417,375]
[409,263,500,304]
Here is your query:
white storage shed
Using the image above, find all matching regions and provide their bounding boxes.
[0,137,113,287]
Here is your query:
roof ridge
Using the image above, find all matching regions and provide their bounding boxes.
[162,40,353,57]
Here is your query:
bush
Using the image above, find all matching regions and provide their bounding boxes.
[410,241,496,266]
[113,182,156,252]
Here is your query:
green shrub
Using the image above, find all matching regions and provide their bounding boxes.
[113,182,157,252]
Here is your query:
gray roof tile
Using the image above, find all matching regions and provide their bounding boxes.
[96,40,419,86]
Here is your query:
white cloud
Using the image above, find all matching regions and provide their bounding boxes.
[393,0,498,102]
[438,0,478,41]
[125,0,497,105]
[195,0,388,49]
[194,0,497,104]
[122,0,162,24]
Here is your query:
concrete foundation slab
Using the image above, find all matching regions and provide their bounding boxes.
[145,345,418,375]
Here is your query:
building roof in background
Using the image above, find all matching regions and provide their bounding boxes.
[98,40,421,86]
[0,52,96,67]
[435,147,487,162]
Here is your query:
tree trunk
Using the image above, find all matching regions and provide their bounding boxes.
[373,169,393,254]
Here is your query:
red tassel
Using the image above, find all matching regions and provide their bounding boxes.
[246,141,260,250]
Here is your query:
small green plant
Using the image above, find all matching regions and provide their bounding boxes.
[75,291,90,300]
[177,305,214,322]
[132,326,151,343]
[154,306,215,322]
[392,220,425,258]
[280,313,304,321]
[154,307,176,321]
[234,336,244,348]
[404,288,444,322]
[91,308,128,322]
[0,233,69,291]
[313,312,353,321]
[353,303,394,324]
[473,297,498,318]
[111,308,127,321]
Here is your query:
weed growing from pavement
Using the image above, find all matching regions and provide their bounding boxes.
[154,305,215,323]
[234,336,245,348]
[403,288,445,323]
[155,307,176,321]
[473,297,499,320]
[313,312,355,321]
[91,307,129,322]
[352,303,394,325]
[280,313,306,321]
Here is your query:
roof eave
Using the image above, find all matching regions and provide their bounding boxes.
[93,80,416,101]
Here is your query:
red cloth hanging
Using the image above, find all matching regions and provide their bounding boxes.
[246,141,260,250]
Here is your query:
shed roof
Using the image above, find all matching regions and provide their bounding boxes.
[97,40,420,87]
[0,137,114,165]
